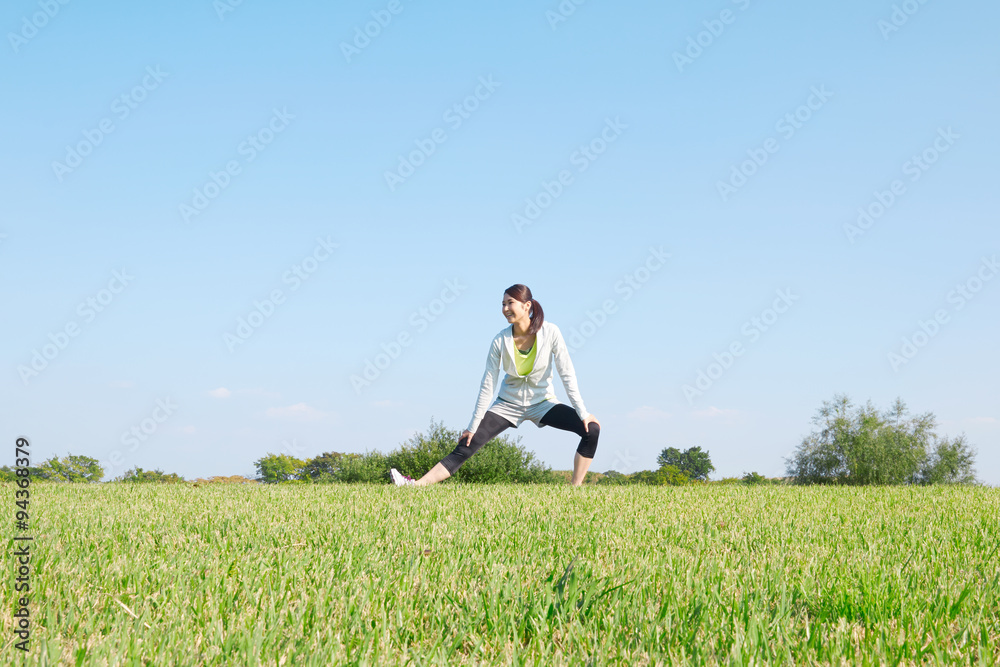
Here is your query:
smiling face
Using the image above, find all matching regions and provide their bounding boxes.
[502,292,531,324]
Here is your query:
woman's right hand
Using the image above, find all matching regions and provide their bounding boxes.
[459,430,473,447]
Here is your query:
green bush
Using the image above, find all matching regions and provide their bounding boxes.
[742,471,766,485]
[785,394,978,485]
[305,451,389,484]
[596,470,629,486]
[597,465,688,487]
[254,454,306,483]
[116,467,184,483]
[916,434,978,484]
[656,447,715,480]
[26,454,104,482]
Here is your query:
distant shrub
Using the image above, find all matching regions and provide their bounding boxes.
[742,471,766,485]
[915,434,978,485]
[24,454,104,483]
[192,475,257,485]
[116,467,184,483]
[304,451,389,484]
[786,394,978,486]
[254,454,306,483]
[549,470,604,485]
[598,470,628,485]
[597,465,688,487]
[656,446,715,481]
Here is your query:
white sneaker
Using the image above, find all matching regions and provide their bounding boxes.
[390,468,416,487]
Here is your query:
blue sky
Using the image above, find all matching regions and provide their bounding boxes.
[2,0,997,484]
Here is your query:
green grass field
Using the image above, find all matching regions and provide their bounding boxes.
[4,483,999,665]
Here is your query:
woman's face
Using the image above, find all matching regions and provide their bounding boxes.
[502,293,531,323]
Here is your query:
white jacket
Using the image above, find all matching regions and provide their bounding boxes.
[467,320,589,434]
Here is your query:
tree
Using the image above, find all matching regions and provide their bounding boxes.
[254,454,306,483]
[116,467,184,483]
[656,446,715,481]
[917,434,977,484]
[33,454,104,482]
[785,394,977,485]
[597,465,688,486]
[299,451,389,484]
[742,471,766,485]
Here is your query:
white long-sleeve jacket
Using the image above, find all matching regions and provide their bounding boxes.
[467,321,589,434]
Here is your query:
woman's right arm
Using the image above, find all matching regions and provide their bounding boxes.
[464,335,502,441]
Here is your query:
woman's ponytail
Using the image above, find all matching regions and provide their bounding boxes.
[528,298,544,334]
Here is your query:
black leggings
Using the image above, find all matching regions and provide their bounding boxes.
[439,403,600,475]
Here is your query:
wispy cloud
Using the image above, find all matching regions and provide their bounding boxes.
[209,387,231,398]
[970,416,997,425]
[264,403,332,421]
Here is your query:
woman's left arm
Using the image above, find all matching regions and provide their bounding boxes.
[550,324,591,423]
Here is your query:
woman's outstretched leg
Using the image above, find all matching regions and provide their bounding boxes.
[416,410,514,486]
[539,404,601,486]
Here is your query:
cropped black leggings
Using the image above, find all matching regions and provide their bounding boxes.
[439,403,600,475]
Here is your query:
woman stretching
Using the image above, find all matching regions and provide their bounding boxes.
[390,284,601,487]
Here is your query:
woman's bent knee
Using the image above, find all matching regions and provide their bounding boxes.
[440,446,471,475]
[577,422,600,458]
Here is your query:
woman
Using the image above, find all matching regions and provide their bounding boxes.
[390,284,601,487]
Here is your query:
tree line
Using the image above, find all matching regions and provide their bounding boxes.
[1,395,979,486]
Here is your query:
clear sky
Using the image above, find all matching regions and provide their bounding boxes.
[2,0,997,484]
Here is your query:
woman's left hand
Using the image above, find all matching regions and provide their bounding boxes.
[583,414,600,433]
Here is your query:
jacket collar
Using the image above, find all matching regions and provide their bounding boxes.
[503,321,546,363]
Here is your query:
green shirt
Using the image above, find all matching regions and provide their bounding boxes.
[514,339,537,376]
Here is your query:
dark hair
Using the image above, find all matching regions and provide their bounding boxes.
[503,284,544,334]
